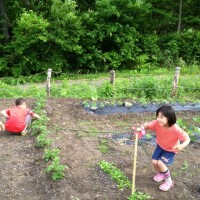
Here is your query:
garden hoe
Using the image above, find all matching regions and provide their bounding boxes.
[131,126,146,195]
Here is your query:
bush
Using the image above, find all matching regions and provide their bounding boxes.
[97,82,115,98]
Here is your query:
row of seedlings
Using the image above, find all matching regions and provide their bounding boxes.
[31,97,67,180]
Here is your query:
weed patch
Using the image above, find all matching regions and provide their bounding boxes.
[98,139,109,154]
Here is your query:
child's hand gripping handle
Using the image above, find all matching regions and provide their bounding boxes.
[132,126,146,139]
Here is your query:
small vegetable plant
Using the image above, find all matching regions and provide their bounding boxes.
[45,157,67,180]
[31,97,66,180]
[35,132,52,148]
[127,191,151,200]
[98,160,131,189]
[43,148,61,161]
[99,160,151,199]
[177,117,200,142]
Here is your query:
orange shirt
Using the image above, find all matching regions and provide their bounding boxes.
[5,106,34,133]
[147,120,189,153]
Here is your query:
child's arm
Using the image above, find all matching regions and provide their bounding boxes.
[143,123,149,129]
[33,113,40,119]
[133,123,148,139]
[136,122,149,131]
[0,110,9,118]
[173,137,191,152]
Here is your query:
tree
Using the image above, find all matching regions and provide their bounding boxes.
[1,0,200,76]
[79,0,151,71]
[7,11,49,76]
[75,0,96,11]
[0,0,10,42]
[177,0,182,33]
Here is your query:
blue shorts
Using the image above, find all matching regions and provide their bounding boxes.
[152,144,175,165]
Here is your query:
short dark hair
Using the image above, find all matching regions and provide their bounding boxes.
[156,105,176,127]
[15,98,26,106]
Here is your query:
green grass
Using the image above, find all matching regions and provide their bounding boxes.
[98,139,109,154]
[0,69,200,103]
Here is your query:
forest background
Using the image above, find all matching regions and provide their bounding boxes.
[0,0,200,77]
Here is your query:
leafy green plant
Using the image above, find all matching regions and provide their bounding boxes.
[171,171,178,178]
[53,80,97,98]
[82,101,90,108]
[98,160,131,189]
[127,191,151,200]
[43,148,61,161]
[98,102,105,108]
[177,117,200,142]
[145,133,152,140]
[0,75,46,85]
[45,157,67,180]
[35,98,47,109]
[176,118,187,130]
[8,10,50,76]
[117,100,124,106]
[35,133,52,148]
[97,82,115,98]
[31,99,49,136]
[32,96,67,181]
[91,101,97,107]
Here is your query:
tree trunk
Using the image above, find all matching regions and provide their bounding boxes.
[177,0,183,33]
[0,0,9,42]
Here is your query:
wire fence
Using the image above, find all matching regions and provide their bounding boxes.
[0,68,200,101]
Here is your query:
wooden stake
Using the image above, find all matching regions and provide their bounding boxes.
[171,66,181,97]
[132,133,138,194]
[46,68,52,97]
[110,70,115,87]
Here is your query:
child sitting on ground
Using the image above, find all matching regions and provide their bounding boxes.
[0,98,40,135]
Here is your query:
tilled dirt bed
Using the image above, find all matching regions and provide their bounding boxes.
[0,98,199,200]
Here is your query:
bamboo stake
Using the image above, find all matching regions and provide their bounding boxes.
[132,133,138,194]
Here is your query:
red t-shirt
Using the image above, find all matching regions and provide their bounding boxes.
[147,120,189,153]
[5,106,34,133]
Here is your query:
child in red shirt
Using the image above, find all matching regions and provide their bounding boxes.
[136,105,190,191]
[0,98,40,135]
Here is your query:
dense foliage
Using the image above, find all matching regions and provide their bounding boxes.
[0,0,200,76]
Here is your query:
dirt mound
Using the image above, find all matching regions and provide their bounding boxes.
[0,98,199,200]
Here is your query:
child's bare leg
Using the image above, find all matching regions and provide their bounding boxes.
[152,159,168,172]
[0,121,5,132]
[156,160,168,172]
[21,115,32,135]
[153,159,173,191]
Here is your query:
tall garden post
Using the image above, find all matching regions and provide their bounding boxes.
[171,66,181,97]
[110,70,115,87]
[46,68,52,97]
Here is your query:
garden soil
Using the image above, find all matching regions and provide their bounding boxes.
[0,98,199,200]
